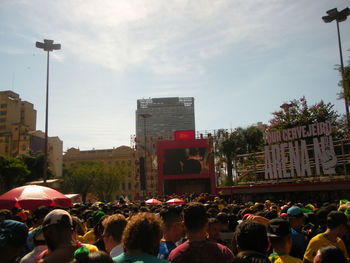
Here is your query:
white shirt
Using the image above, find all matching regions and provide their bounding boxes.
[110,244,123,258]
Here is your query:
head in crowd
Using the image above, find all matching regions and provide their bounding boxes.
[313,246,347,263]
[234,220,268,254]
[216,212,229,231]
[159,206,184,242]
[102,214,127,253]
[42,208,73,251]
[32,225,46,247]
[122,212,164,256]
[326,211,348,237]
[208,217,221,242]
[183,202,208,233]
[267,218,292,254]
[74,247,114,263]
[0,219,28,263]
[287,206,305,230]
[232,251,270,263]
[0,209,12,220]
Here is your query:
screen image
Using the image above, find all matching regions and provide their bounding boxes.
[163,147,209,175]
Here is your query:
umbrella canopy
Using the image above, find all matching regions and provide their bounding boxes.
[0,185,72,210]
[166,198,185,205]
[145,198,162,205]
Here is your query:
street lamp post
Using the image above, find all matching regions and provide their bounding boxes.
[322,7,350,128]
[35,39,61,185]
[139,113,152,194]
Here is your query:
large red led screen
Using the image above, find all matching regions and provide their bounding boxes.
[163,147,209,175]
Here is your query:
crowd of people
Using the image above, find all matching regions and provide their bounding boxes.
[1,194,350,263]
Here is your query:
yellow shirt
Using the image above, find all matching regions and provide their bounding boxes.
[77,229,96,244]
[269,253,303,263]
[303,233,349,262]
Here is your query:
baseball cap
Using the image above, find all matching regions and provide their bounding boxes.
[287,206,304,218]
[267,218,291,238]
[42,209,73,228]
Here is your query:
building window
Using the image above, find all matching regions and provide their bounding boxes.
[0,111,6,115]
[0,118,5,123]
[0,104,6,108]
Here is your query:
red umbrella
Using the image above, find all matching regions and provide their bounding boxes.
[166,198,185,205]
[0,185,72,210]
[145,198,162,205]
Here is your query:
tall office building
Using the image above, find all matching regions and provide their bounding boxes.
[0,91,36,156]
[135,97,195,141]
[135,97,195,196]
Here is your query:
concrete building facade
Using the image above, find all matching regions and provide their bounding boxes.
[0,91,36,156]
[135,97,195,197]
[63,146,138,200]
[135,97,195,141]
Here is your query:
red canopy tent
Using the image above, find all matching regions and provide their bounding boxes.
[0,185,72,210]
[166,198,185,205]
[145,198,162,205]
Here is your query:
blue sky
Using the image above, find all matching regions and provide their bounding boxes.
[1,0,350,151]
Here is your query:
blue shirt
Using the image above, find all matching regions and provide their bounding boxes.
[290,228,307,259]
[158,241,177,259]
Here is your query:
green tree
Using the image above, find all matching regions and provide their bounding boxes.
[216,128,247,185]
[0,156,30,193]
[268,97,340,134]
[60,161,99,203]
[93,162,129,201]
[19,152,53,182]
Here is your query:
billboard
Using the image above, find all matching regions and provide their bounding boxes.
[157,138,215,195]
[163,147,209,175]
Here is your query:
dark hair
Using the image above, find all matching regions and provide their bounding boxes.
[183,202,208,232]
[326,211,347,229]
[74,250,113,263]
[122,212,163,255]
[234,221,268,254]
[317,246,347,263]
[233,251,270,263]
[159,206,182,230]
[102,214,127,243]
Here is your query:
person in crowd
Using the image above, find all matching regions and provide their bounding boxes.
[287,206,308,259]
[232,251,270,263]
[158,206,184,259]
[0,219,28,263]
[168,202,234,263]
[207,217,222,243]
[267,218,303,263]
[313,245,347,263]
[20,226,47,263]
[26,206,51,252]
[78,211,105,245]
[73,248,114,263]
[113,212,169,263]
[71,216,99,254]
[233,220,269,256]
[102,214,127,258]
[37,209,76,263]
[304,211,349,263]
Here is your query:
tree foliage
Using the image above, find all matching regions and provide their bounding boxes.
[0,156,30,193]
[93,163,129,201]
[61,161,98,203]
[268,97,340,130]
[268,97,345,139]
[61,161,128,202]
[19,152,53,182]
[215,126,264,185]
